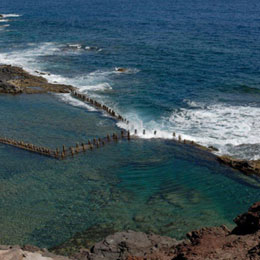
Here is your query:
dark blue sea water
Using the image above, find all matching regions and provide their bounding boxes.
[0,0,260,248]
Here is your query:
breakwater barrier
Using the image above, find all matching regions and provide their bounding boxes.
[1,88,214,160]
[0,130,213,160]
[71,90,129,123]
[0,130,132,160]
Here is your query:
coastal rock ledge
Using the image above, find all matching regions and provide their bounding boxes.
[0,65,74,94]
[1,202,260,259]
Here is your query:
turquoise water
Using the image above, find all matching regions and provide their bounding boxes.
[0,94,259,248]
[0,0,260,249]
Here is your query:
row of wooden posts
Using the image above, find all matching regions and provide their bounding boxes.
[0,89,191,159]
[71,90,187,142]
[0,129,192,160]
[72,90,129,124]
[0,130,131,160]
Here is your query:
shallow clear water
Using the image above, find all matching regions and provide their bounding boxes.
[0,94,259,248]
[0,0,260,249]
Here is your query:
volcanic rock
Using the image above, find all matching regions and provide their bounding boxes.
[0,65,74,94]
[233,201,260,234]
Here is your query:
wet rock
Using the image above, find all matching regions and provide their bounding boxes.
[217,155,260,176]
[115,67,127,72]
[208,145,219,151]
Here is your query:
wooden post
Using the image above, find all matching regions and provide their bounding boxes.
[70,147,74,156]
[75,143,79,153]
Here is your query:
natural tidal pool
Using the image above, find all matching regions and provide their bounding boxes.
[0,93,260,249]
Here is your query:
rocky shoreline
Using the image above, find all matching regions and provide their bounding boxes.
[1,201,260,259]
[1,64,260,177]
[0,65,74,94]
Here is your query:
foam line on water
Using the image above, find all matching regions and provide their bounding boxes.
[116,100,260,160]
[1,14,21,18]
[57,94,96,112]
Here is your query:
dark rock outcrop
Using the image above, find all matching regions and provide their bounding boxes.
[0,65,74,94]
[233,201,260,234]
[74,230,180,260]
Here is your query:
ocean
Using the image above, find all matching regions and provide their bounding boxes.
[0,0,260,248]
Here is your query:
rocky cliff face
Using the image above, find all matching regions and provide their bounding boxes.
[1,202,260,259]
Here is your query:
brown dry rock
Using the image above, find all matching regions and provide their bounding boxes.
[233,201,260,234]
[78,230,180,260]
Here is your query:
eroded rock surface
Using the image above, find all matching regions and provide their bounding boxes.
[0,65,74,94]
[73,230,180,260]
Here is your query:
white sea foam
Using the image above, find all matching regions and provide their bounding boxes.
[2,42,258,159]
[68,43,82,49]
[79,83,112,92]
[0,42,60,71]
[116,100,260,160]
[168,101,260,159]
[0,19,9,23]
[57,93,96,112]
[1,14,21,18]
[0,24,10,27]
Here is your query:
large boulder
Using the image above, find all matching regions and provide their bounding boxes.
[83,230,179,260]
[233,201,260,234]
